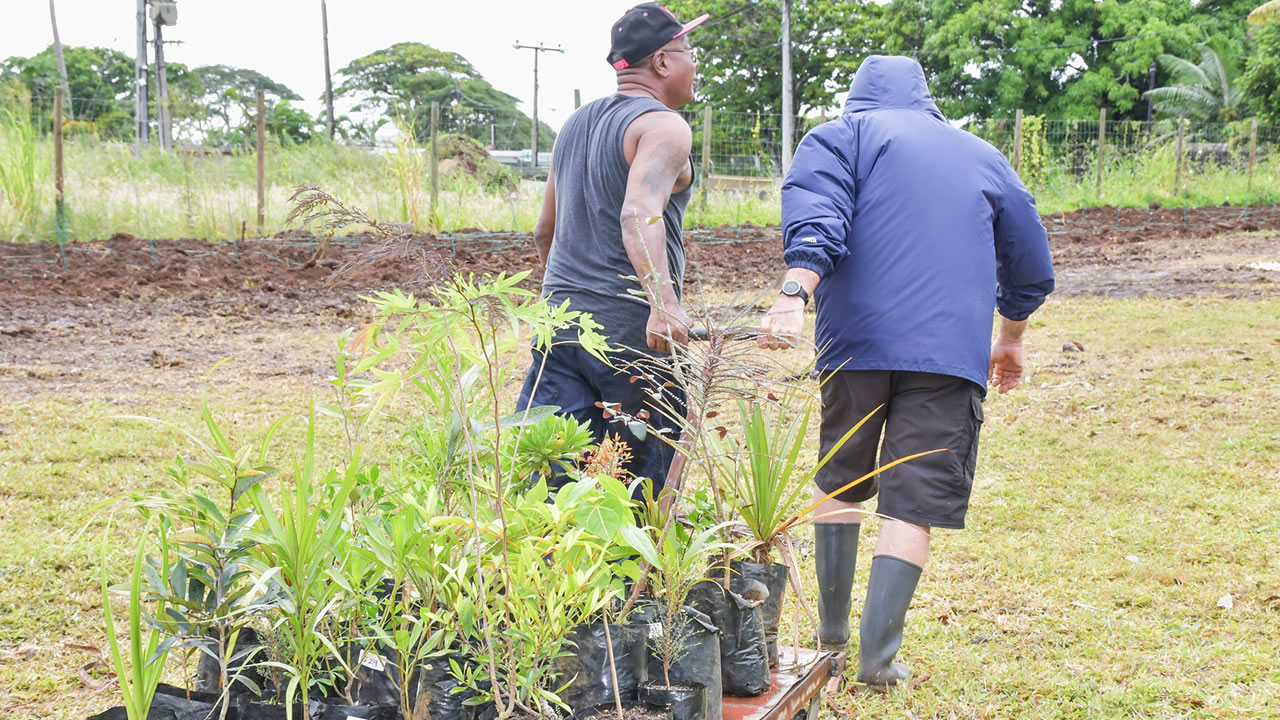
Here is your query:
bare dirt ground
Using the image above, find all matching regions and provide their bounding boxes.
[0,207,1277,400]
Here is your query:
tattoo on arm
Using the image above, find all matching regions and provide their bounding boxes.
[638,139,688,198]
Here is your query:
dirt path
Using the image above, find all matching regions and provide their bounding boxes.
[1,209,1277,400]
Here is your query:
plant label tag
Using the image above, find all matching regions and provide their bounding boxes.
[646,622,664,640]
[359,649,385,672]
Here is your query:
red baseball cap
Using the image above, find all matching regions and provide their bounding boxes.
[607,3,709,71]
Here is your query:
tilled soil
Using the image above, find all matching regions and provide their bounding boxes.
[1,206,1277,399]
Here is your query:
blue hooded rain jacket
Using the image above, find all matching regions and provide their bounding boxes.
[782,56,1055,390]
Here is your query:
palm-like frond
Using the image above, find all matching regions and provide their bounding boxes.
[1156,53,1210,89]
[1200,45,1231,107]
[1248,0,1280,28]
[1147,43,1244,122]
[1144,86,1220,122]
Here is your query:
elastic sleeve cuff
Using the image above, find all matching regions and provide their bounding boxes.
[996,278,1054,321]
[782,257,832,280]
[996,292,1047,321]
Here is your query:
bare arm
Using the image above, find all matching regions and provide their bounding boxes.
[533,168,556,266]
[620,112,693,353]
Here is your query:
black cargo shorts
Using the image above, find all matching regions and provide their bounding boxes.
[814,370,985,530]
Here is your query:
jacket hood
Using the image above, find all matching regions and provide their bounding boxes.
[843,55,945,121]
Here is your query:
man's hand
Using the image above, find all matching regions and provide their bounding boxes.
[989,316,1028,394]
[757,295,806,349]
[988,339,1025,394]
[647,303,692,353]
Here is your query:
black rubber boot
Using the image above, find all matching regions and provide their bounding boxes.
[857,554,922,687]
[814,522,860,650]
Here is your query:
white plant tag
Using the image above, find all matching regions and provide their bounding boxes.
[359,649,385,672]
[646,623,664,640]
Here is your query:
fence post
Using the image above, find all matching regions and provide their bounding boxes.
[1096,108,1106,197]
[699,106,713,213]
[1173,116,1186,198]
[54,85,67,270]
[430,101,440,228]
[1012,108,1024,174]
[1247,116,1258,204]
[256,89,265,235]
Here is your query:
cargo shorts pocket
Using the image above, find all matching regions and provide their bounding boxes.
[961,390,985,484]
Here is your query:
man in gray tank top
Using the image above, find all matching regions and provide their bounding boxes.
[516,2,708,497]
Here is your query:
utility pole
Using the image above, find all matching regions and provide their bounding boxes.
[147,2,178,151]
[322,0,335,139]
[780,0,794,175]
[153,18,171,151]
[513,42,563,169]
[135,0,149,156]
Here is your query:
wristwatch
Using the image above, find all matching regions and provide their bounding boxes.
[780,279,809,305]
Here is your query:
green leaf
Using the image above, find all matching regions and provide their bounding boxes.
[618,524,661,570]
[476,404,560,432]
[232,468,276,506]
[578,505,621,542]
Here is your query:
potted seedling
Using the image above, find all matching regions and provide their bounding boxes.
[351,487,463,720]
[131,405,290,715]
[443,475,628,719]
[97,520,172,720]
[619,495,736,720]
[245,406,363,720]
[705,384,816,668]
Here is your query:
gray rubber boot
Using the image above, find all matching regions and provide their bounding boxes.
[814,522,860,650]
[857,554,922,687]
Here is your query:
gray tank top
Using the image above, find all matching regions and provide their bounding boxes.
[542,94,692,354]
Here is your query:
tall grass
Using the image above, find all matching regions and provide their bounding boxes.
[0,130,1277,242]
[388,119,427,229]
[0,103,43,241]
[1029,144,1280,214]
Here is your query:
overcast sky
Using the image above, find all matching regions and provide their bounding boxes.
[2,0,692,133]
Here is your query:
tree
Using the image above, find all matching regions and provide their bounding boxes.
[1144,42,1244,122]
[0,45,134,137]
[662,0,870,115]
[664,0,1258,123]
[1242,21,1280,124]
[914,0,1256,121]
[334,42,554,150]
[1249,0,1280,27]
[166,64,311,146]
[659,0,875,168]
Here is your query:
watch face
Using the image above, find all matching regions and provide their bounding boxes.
[782,280,801,295]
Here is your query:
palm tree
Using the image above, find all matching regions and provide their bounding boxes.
[1249,0,1280,28]
[1143,43,1244,123]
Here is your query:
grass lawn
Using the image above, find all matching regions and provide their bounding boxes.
[1,294,1278,719]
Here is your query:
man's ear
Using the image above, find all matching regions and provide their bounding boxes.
[651,51,671,78]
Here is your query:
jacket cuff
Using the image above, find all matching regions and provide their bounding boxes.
[996,280,1054,321]
[782,256,832,280]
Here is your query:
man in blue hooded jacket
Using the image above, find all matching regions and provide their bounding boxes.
[759,56,1054,687]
